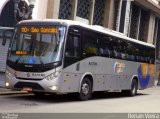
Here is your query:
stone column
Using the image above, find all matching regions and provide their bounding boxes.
[103,0,115,29]
[35,0,48,19]
[147,12,156,44]
[124,0,131,36]
[71,0,78,20]
[89,0,95,25]
[116,0,122,31]
[46,0,60,19]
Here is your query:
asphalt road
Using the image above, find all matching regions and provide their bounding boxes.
[0,85,160,113]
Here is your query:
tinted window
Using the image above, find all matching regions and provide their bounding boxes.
[83,29,98,57]
[64,27,81,67]
[98,34,111,57]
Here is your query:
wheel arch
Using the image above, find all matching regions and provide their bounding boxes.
[131,75,139,89]
[79,72,94,92]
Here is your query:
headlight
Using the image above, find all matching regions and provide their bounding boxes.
[49,86,58,90]
[5,82,10,87]
[46,71,60,80]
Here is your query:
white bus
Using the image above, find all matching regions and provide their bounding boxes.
[5,19,155,100]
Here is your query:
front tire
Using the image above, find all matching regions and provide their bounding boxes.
[78,78,92,101]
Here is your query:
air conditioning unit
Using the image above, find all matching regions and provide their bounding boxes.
[75,16,89,25]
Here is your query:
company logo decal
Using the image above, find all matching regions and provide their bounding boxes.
[26,73,30,77]
[114,62,125,73]
[137,64,154,88]
[28,57,34,64]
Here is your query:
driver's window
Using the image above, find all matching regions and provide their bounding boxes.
[65,29,81,58]
[65,36,80,57]
[64,27,81,68]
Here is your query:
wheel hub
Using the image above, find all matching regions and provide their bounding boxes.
[82,83,89,95]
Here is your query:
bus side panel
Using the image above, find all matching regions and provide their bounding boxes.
[59,72,81,93]
[137,63,155,89]
[60,57,155,93]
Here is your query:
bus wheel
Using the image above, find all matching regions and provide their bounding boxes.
[130,79,138,96]
[79,78,92,101]
[123,79,138,96]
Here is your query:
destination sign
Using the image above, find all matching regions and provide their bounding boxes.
[16,51,28,55]
[20,26,58,33]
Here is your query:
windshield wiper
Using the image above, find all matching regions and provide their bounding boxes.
[15,56,22,64]
[38,56,44,65]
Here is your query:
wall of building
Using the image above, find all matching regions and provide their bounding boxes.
[1,0,159,44]
[29,0,160,45]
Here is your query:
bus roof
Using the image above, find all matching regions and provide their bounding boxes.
[0,27,14,30]
[18,19,155,48]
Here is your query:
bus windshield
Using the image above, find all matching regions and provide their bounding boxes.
[8,26,66,65]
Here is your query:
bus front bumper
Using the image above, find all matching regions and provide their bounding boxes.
[5,74,60,94]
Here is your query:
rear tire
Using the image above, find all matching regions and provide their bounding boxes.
[122,79,138,96]
[78,78,92,101]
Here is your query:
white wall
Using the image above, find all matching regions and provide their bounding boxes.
[0,0,10,15]
[31,0,48,19]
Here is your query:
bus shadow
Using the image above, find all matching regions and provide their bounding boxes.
[91,92,148,100]
[8,91,149,103]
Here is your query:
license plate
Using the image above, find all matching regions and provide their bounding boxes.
[23,87,32,91]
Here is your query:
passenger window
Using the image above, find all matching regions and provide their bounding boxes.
[110,38,119,59]
[150,48,155,64]
[98,35,110,57]
[83,30,97,57]
[126,42,135,61]
[115,39,126,59]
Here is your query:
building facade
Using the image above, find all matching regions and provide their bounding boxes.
[28,0,160,44]
[0,0,160,74]
[1,0,160,43]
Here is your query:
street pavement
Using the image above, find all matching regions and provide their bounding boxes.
[0,85,160,113]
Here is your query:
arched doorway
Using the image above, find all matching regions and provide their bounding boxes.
[0,0,34,27]
[0,0,15,27]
